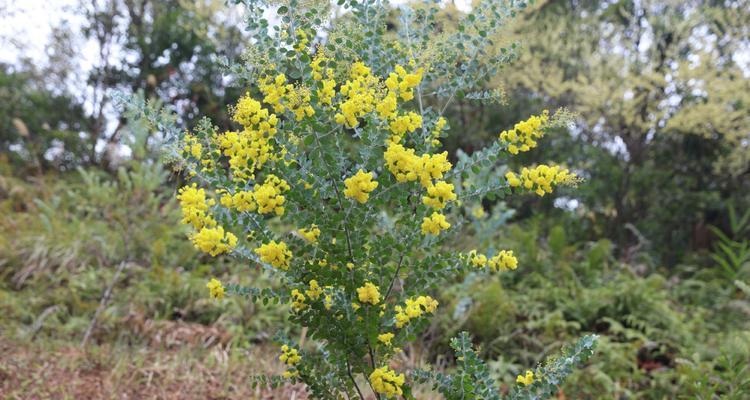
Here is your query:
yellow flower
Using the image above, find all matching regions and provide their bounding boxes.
[298,225,321,243]
[506,165,579,196]
[334,61,379,128]
[489,250,518,272]
[254,174,290,215]
[388,112,422,138]
[254,240,293,270]
[377,332,395,346]
[357,282,381,305]
[505,171,522,187]
[305,280,323,300]
[469,250,488,268]
[177,184,216,229]
[421,212,450,235]
[369,366,405,397]
[422,181,457,210]
[191,226,237,256]
[516,370,534,386]
[499,111,549,154]
[280,344,301,366]
[344,169,379,203]
[206,278,225,299]
[394,296,438,328]
[291,289,307,311]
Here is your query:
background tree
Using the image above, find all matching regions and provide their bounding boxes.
[495,0,750,264]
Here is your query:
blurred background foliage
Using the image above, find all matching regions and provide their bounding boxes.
[0,0,748,398]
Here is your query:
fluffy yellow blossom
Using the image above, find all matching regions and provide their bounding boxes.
[254,174,290,215]
[206,278,225,299]
[334,62,379,128]
[294,28,309,52]
[430,116,447,146]
[384,143,452,188]
[191,226,238,256]
[394,296,438,328]
[318,78,336,106]
[499,111,549,154]
[421,212,450,235]
[388,112,422,138]
[286,85,315,121]
[516,370,534,386]
[506,165,579,196]
[220,190,257,212]
[422,181,457,209]
[469,250,488,268]
[254,240,292,270]
[182,133,203,159]
[324,294,333,310]
[219,95,278,182]
[384,143,419,182]
[377,332,395,346]
[298,225,321,243]
[344,169,379,203]
[357,282,381,305]
[177,184,217,229]
[305,280,323,300]
[370,366,405,398]
[310,51,329,81]
[489,250,518,272]
[416,151,452,188]
[291,289,307,311]
[384,64,423,101]
[280,344,302,366]
[259,74,292,113]
[376,91,398,119]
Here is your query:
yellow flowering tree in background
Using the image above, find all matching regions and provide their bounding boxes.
[127,0,597,398]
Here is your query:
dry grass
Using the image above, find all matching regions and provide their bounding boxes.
[0,336,309,400]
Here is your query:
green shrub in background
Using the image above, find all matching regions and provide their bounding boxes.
[432,214,750,398]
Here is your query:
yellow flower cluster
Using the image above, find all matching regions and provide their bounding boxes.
[294,28,309,52]
[421,212,451,235]
[334,62,380,128]
[388,112,423,139]
[259,73,315,120]
[291,289,307,311]
[516,370,534,386]
[253,174,290,215]
[505,165,578,196]
[280,344,301,378]
[369,366,405,398]
[377,332,395,346]
[220,189,256,212]
[384,64,423,102]
[218,94,279,182]
[182,132,202,159]
[430,116,447,146]
[422,180,457,210]
[254,240,292,270]
[191,226,238,256]
[206,278,225,299]
[394,295,438,328]
[177,184,216,229]
[343,169,379,204]
[499,110,549,154]
[305,279,323,300]
[383,143,452,188]
[357,282,381,305]
[298,224,321,243]
[469,250,519,272]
